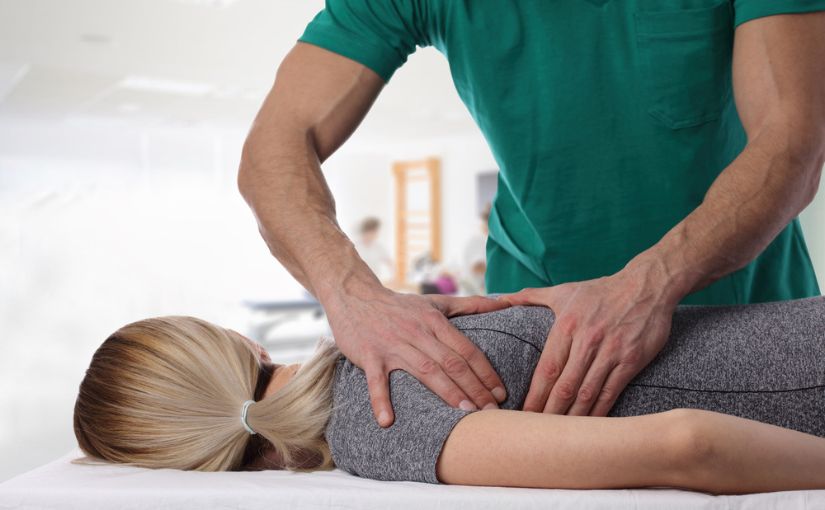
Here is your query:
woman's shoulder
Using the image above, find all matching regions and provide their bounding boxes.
[448,304,555,345]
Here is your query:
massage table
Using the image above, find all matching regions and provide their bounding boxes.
[1,448,824,509]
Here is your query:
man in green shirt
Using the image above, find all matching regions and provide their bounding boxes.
[238,2,825,427]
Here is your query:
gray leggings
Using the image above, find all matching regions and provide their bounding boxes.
[601,296,825,436]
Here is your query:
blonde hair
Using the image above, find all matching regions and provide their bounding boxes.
[72,315,342,472]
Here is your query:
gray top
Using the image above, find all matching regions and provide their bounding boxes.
[324,298,825,484]
[324,305,551,484]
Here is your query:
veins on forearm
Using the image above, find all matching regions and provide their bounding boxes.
[240,135,376,298]
[650,121,820,296]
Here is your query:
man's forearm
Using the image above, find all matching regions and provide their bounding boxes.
[237,41,389,305]
[629,116,824,302]
[630,12,825,303]
[238,131,384,304]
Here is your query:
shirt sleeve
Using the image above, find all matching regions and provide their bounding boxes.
[297,0,435,83]
[733,0,825,28]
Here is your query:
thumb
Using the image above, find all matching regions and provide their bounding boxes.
[430,294,511,317]
[495,286,553,306]
[364,365,395,428]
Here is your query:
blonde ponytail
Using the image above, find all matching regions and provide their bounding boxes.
[73,315,341,472]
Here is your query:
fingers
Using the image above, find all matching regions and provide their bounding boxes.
[429,294,511,317]
[523,325,572,412]
[542,326,605,415]
[588,363,638,417]
[363,360,394,428]
[346,294,511,429]
[429,316,507,407]
[393,342,481,411]
[494,287,549,307]
[565,351,615,416]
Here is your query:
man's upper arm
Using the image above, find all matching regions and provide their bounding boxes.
[243,1,433,163]
[298,0,434,83]
[732,6,825,150]
[732,0,825,28]
[256,43,385,163]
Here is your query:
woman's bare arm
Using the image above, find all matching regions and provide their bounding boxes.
[437,408,825,494]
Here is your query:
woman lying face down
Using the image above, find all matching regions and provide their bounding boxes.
[73,316,337,472]
[73,299,825,494]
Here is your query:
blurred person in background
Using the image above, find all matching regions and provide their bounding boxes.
[412,252,458,295]
[353,217,393,283]
[461,203,491,295]
[458,260,487,296]
[237,3,825,429]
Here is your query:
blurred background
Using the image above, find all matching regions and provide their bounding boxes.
[0,0,823,483]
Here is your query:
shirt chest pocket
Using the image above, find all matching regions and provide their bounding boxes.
[634,1,734,129]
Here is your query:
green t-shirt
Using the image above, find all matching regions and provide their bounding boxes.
[298,0,823,304]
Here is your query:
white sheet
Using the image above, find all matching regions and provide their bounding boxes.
[1,448,824,509]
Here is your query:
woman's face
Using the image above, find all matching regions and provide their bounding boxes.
[230,329,300,399]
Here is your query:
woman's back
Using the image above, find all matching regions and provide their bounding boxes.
[324,296,825,483]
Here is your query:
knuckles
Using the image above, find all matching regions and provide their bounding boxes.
[555,316,577,336]
[422,306,446,324]
[552,380,576,401]
[453,342,480,362]
[596,386,615,405]
[581,329,605,350]
[537,359,561,380]
[619,347,643,367]
[442,355,469,377]
[576,385,596,403]
[364,370,387,387]
[416,357,438,376]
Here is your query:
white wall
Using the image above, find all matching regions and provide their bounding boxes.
[1,113,823,484]
[329,135,825,285]
[327,133,498,279]
[0,115,502,482]
[801,173,825,280]
[0,120,299,482]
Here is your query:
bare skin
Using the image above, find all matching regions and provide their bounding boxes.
[235,332,298,398]
[238,12,825,428]
[238,42,511,428]
[241,334,825,494]
[437,408,825,494]
[496,11,825,417]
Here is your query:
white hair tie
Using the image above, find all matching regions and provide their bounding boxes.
[240,399,257,435]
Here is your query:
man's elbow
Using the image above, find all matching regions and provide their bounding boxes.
[236,115,318,203]
[797,123,825,207]
[237,137,259,203]
[777,110,825,207]
[237,128,280,204]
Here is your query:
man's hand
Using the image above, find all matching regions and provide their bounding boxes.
[324,288,511,427]
[497,259,679,417]
[238,43,511,429]
[494,11,825,418]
